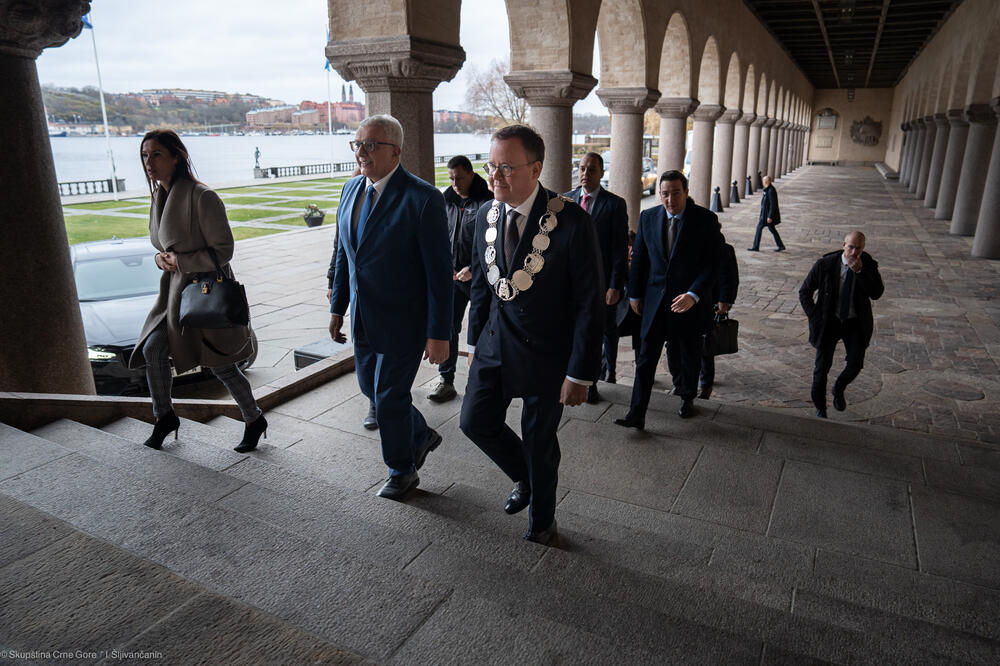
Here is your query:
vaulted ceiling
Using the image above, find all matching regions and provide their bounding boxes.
[742,0,964,89]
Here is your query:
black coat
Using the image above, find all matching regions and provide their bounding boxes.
[467,185,605,395]
[714,242,739,305]
[759,184,781,225]
[799,250,884,348]
[444,173,492,275]
[564,186,629,291]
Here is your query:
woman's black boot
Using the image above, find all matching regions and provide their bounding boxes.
[143,411,180,449]
[234,414,267,453]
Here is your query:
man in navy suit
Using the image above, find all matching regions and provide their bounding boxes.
[565,152,629,403]
[330,115,453,500]
[615,170,723,427]
[460,125,604,546]
[748,175,785,252]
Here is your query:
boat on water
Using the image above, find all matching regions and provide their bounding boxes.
[48,128,67,137]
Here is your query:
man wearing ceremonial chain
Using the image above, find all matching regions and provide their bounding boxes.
[460,124,605,546]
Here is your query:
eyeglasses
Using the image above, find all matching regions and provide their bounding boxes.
[483,161,534,178]
[349,140,397,153]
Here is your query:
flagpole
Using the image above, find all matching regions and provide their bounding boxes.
[87,13,119,200]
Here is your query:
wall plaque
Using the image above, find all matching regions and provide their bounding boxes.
[850,116,882,146]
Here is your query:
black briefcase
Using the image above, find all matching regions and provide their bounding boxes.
[703,312,739,356]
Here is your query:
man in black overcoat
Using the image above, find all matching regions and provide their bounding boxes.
[460,125,604,546]
[748,175,785,252]
[798,230,884,417]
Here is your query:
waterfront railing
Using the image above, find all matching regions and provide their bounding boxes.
[253,154,489,179]
[58,178,127,196]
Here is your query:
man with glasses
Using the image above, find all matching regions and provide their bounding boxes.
[460,124,604,546]
[330,114,453,501]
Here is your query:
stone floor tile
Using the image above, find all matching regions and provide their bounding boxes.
[911,487,1000,590]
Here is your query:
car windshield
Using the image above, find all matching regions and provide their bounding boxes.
[75,253,161,301]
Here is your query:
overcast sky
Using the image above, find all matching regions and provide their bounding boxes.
[36,0,607,115]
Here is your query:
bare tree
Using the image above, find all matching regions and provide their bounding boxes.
[464,59,527,125]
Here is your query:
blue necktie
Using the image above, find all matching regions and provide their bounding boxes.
[354,184,376,248]
[839,267,854,320]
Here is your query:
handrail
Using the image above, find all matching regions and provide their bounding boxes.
[58,178,127,196]
[253,154,489,179]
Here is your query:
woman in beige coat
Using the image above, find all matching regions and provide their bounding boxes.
[128,129,266,451]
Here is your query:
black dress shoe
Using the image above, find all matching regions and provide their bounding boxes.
[234,414,267,453]
[747,247,759,251]
[142,411,180,450]
[832,387,846,412]
[415,429,442,470]
[362,402,378,430]
[614,414,645,430]
[815,407,828,418]
[504,481,531,514]
[775,247,786,252]
[524,520,558,546]
[606,371,616,384]
[377,473,419,500]
[678,399,694,418]
[586,384,601,404]
[698,385,712,400]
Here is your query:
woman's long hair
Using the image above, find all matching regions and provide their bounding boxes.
[140,129,201,194]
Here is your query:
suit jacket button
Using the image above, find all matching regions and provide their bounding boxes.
[489,330,494,335]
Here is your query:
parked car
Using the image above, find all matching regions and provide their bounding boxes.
[72,237,257,395]
[599,151,659,195]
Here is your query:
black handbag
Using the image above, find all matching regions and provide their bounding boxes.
[178,249,250,329]
[703,312,739,356]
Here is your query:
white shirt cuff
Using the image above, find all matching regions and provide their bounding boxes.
[566,376,589,386]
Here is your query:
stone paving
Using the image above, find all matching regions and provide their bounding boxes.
[203,164,1000,446]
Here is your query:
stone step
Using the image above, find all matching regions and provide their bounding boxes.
[0,493,368,664]
[0,425,454,662]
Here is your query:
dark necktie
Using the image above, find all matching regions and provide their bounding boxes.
[839,266,854,320]
[354,184,376,248]
[666,216,678,257]
[504,209,520,271]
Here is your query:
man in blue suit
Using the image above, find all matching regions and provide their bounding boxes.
[330,115,453,500]
[460,125,604,546]
[615,170,723,427]
[565,152,629,403]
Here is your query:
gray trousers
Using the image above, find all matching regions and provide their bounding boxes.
[143,325,261,423]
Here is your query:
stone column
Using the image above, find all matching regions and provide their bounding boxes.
[689,104,725,207]
[950,104,998,236]
[935,110,969,219]
[907,121,927,193]
[971,98,1000,258]
[766,119,780,177]
[776,121,790,177]
[712,109,740,207]
[915,116,937,199]
[733,113,755,197]
[786,126,797,172]
[654,97,698,174]
[0,3,95,394]
[596,87,659,230]
[923,113,950,208]
[748,117,765,190]
[505,70,597,193]
[899,121,913,187]
[328,36,465,184]
[758,118,775,180]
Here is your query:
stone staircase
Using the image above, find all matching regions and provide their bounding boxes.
[2,370,999,664]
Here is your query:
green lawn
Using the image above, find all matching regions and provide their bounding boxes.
[226,208,288,222]
[265,198,339,209]
[232,227,285,240]
[65,214,151,244]
[69,199,150,210]
[220,195,285,205]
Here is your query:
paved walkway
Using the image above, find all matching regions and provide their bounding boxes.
[209,164,1000,446]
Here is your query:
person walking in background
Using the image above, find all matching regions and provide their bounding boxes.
[565,152,629,404]
[128,129,266,453]
[615,170,723,428]
[748,175,785,252]
[427,155,493,403]
[330,114,453,500]
[799,230,884,418]
[460,124,604,546]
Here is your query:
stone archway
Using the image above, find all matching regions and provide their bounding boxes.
[654,11,695,177]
